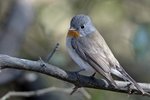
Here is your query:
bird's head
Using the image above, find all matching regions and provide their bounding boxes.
[67,14,96,38]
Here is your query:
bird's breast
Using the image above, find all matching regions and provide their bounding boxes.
[66,37,95,73]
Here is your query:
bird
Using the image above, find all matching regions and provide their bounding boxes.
[66,14,145,94]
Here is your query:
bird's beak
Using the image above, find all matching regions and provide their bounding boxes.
[67,27,80,38]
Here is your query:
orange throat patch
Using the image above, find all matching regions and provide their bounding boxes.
[67,30,80,38]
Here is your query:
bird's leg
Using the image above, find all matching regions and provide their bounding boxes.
[90,72,96,79]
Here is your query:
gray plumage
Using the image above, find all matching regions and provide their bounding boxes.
[66,14,145,94]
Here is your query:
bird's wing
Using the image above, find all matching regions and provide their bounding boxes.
[71,31,119,79]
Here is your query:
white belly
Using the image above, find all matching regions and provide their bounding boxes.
[66,38,95,73]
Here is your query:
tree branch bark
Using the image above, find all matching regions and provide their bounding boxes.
[0,54,149,97]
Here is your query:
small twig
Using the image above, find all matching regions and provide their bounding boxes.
[0,87,71,100]
[45,43,59,62]
[0,86,91,100]
[70,86,80,95]
[39,57,46,67]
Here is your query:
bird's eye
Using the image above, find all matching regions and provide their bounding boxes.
[81,25,84,29]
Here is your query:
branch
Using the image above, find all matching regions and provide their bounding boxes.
[0,54,150,97]
[0,87,91,100]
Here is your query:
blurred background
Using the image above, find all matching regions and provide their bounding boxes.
[0,0,150,100]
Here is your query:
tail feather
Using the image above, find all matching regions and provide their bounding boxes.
[119,67,145,94]
[104,73,118,88]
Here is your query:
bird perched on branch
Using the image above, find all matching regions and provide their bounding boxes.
[66,14,146,94]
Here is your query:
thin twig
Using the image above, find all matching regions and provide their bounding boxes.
[46,43,59,62]
[0,87,71,100]
[70,86,80,95]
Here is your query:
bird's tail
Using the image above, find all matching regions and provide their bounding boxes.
[119,67,145,94]
[104,73,118,88]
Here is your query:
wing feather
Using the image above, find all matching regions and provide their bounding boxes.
[71,32,116,73]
